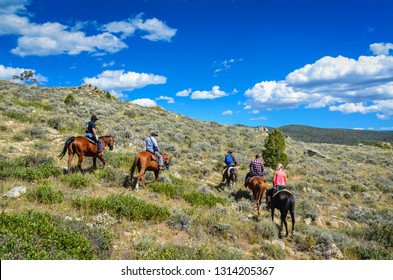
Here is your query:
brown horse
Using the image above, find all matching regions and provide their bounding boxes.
[129,151,172,190]
[59,135,115,174]
[246,176,267,216]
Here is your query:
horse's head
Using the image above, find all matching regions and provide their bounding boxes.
[163,154,172,169]
[103,134,115,150]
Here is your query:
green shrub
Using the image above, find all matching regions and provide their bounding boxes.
[72,194,170,221]
[104,152,133,169]
[260,242,286,260]
[96,166,124,187]
[133,235,244,260]
[0,211,112,260]
[62,174,93,188]
[150,182,184,199]
[64,94,76,106]
[0,155,61,181]
[27,183,64,204]
[183,191,227,207]
[347,243,393,260]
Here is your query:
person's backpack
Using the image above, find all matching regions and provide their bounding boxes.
[224,154,233,165]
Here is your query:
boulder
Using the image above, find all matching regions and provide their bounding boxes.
[3,186,27,198]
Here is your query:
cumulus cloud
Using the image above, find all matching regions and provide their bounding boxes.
[130,98,157,107]
[83,70,167,92]
[176,88,192,97]
[222,110,233,116]
[191,86,228,99]
[0,4,176,57]
[156,96,175,104]
[0,0,29,15]
[102,13,177,42]
[370,42,393,55]
[0,64,47,83]
[244,43,393,120]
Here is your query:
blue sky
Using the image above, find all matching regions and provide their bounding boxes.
[1,0,393,130]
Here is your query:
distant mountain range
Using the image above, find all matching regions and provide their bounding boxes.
[275,125,393,146]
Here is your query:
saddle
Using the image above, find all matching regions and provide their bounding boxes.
[223,166,236,177]
[147,151,158,161]
[272,187,291,198]
[84,136,97,145]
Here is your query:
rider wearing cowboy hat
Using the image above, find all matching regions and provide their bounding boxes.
[85,115,102,155]
[146,131,164,170]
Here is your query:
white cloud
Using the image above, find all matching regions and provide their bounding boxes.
[130,14,177,42]
[0,0,29,15]
[130,98,157,107]
[370,42,393,55]
[83,70,167,92]
[249,116,268,121]
[102,60,115,67]
[0,64,47,83]
[176,88,192,97]
[222,110,233,116]
[0,4,176,57]
[244,43,393,120]
[191,85,228,99]
[156,96,174,103]
[213,58,243,76]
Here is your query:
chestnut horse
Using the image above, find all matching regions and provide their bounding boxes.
[129,151,171,190]
[246,176,267,216]
[59,135,115,174]
[271,190,295,238]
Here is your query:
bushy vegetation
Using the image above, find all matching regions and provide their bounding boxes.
[0,155,61,181]
[0,211,112,259]
[72,194,170,221]
[27,182,64,204]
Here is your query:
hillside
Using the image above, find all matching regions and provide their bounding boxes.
[0,80,392,260]
[278,125,393,146]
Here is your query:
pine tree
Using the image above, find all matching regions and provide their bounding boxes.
[262,128,289,169]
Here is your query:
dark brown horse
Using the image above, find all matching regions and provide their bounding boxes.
[271,190,295,238]
[129,151,172,190]
[222,166,238,189]
[246,176,267,216]
[59,135,115,174]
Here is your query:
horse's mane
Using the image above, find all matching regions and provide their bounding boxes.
[99,135,114,139]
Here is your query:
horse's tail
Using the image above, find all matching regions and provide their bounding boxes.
[257,179,267,204]
[58,137,75,159]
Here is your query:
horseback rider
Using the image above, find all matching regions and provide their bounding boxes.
[146,132,164,170]
[266,163,287,209]
[244,154,264,187]
[84,115,102,155]
[221,149,237,182]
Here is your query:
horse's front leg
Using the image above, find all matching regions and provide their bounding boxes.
[93,157,97,170]
[97,154,105,169]
[154,170,159,182]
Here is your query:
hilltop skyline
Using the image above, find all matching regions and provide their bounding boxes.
[1,0,393,130]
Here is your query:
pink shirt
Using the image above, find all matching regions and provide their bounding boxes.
[274,170,286,186]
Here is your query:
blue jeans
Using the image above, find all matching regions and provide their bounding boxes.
[155,151,163,166]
